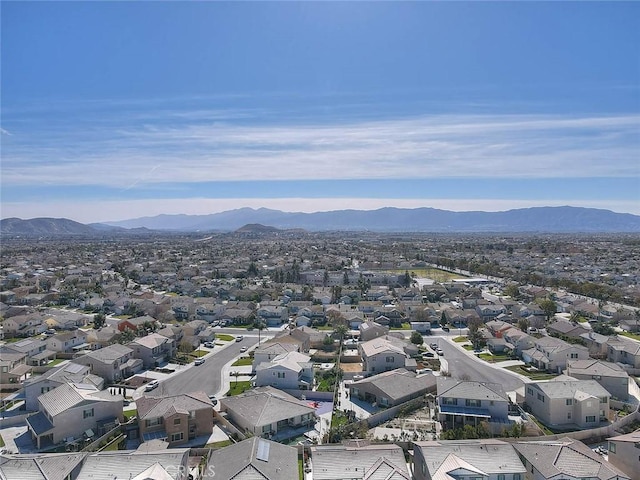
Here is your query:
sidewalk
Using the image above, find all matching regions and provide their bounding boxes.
[215,340,260,399]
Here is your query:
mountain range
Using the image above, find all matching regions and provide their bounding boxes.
[2,206,640,235]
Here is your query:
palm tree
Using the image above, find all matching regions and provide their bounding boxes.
[256,320,266,346]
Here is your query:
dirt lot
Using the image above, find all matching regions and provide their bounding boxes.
[340,363,363,373]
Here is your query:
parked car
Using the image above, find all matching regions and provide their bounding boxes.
[194,358,205,366]
[204,341,215,348]
[240,346,248,352]
[442,326,450,332]
[430,343,438,349]
[422,352,435,358]
[145,380,159,391]
[208,395,218,406]
[436,348,444,356]
[235,335,244,342]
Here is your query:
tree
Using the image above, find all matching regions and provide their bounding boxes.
[255,320,266,346]
[504,284,520,299]
[93,313,106,330]
[334,324,348,345]
[410,331,424,345]
[517,317,530,333]
[537,298,558,322]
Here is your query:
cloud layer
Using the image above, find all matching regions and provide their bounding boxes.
[3,112,638,188]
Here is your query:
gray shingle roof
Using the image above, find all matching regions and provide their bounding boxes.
[221,386,315,428]
[136,391,211,420]
[512,438,630,480]
[436,378,508,402]
[75,450,190,480]
[351,368,436,401]
[530,379,611,399]
[205,437,298,480]
[0,453,86,480]
[311,442,410,480]
[413,439,526,478]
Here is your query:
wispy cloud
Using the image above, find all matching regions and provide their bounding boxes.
[2,113,638,188]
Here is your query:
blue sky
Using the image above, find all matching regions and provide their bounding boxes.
[2,1,639,223]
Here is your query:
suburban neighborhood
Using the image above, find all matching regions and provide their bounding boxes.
[0,231,639,479]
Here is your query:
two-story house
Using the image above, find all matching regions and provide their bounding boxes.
[26,382,123,449]
[137,391,213,446]
[524,379,611,429]
[522,336,590,373]
[129,333,176,369]
[359,336,412,376]
[566,359,630,401]
[72,344,143,383]
[255,351,314,390]
[436,378,511,432]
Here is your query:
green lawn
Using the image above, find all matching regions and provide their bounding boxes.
[0,434,5,448]
[453,336,467,343]
[226,381,252,396]
[381,267,467,282]
[192,349,208,358]
[504,365,558,380]
[620,331,640,341]
[123,409,137,421]
[206,439,233,448]
[390,323,411,330]
[299,458,304,480]
[232,357,253,366]
[478,352,510,362]
[216,334,235,341]
[48,358,65,366]
[462,345,474,351]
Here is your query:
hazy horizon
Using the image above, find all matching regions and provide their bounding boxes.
[2,2,639,223]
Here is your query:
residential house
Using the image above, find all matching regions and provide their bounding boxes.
[0,348,28,384]
[412,439,526,480]
[72,344,143,383]
[273,327,312,352]
[311,440,411,480]
[252,342,300,372]
[349,368,436,408]
[26,382,123,449]
[359,336,412,376]
[521,336,590,373]
[580,331,610,358]
[76,449,191,480]
[607,335,640,369]
[607,430,640,480]
[3,338,56,366]
[436,378,511,431]
[255,351,314,390]
[2,314,45,337]
[205,437,298,480]
[220,386,316,441]
[23,362,104,411]
[566,359,630,401]
[513,437,629,480]
[486,319,514,338]
[503,328,536,356]
[45,330,88,353]
[116,315,157,334]
[129,333,176,369]
[0,453,86,480]
[547,319,589,339]
[358,321,389,342]
[524,379,611,429]
[257,305,288,327]
[136,391,213,446]
[476,304,507,322]
[84,326,122,349]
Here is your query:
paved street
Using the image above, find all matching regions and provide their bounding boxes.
[432,336,526,392]
[142,332,267,399]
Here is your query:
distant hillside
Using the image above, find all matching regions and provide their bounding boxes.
[235,223,282,233]
[105,206,640,233]
[0,217,97,236]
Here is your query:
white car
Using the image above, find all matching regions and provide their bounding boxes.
[194,358,205,366]
[235,335,244,342]
[145,380,159,391]
[240,346,248,353]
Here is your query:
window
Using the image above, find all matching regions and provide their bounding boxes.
[174,418,181,425]
[600,396,608,404]
[537,393,545,403]
[262,424,272,433]
[146,417,162,427]
[586,415,596,423]
[170,432,183,442]
[442,397,458,406]
[527,387,533,395]
[566,399,573,406]
[570,353,578,359]
[465,399,481,408]
[385,356,395,363]
[608,442,616,454]
[83,408,94,419]
[277,371,286,378]
[498,475,505,480]
[567,412,572,419]
[514,474,522,480]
